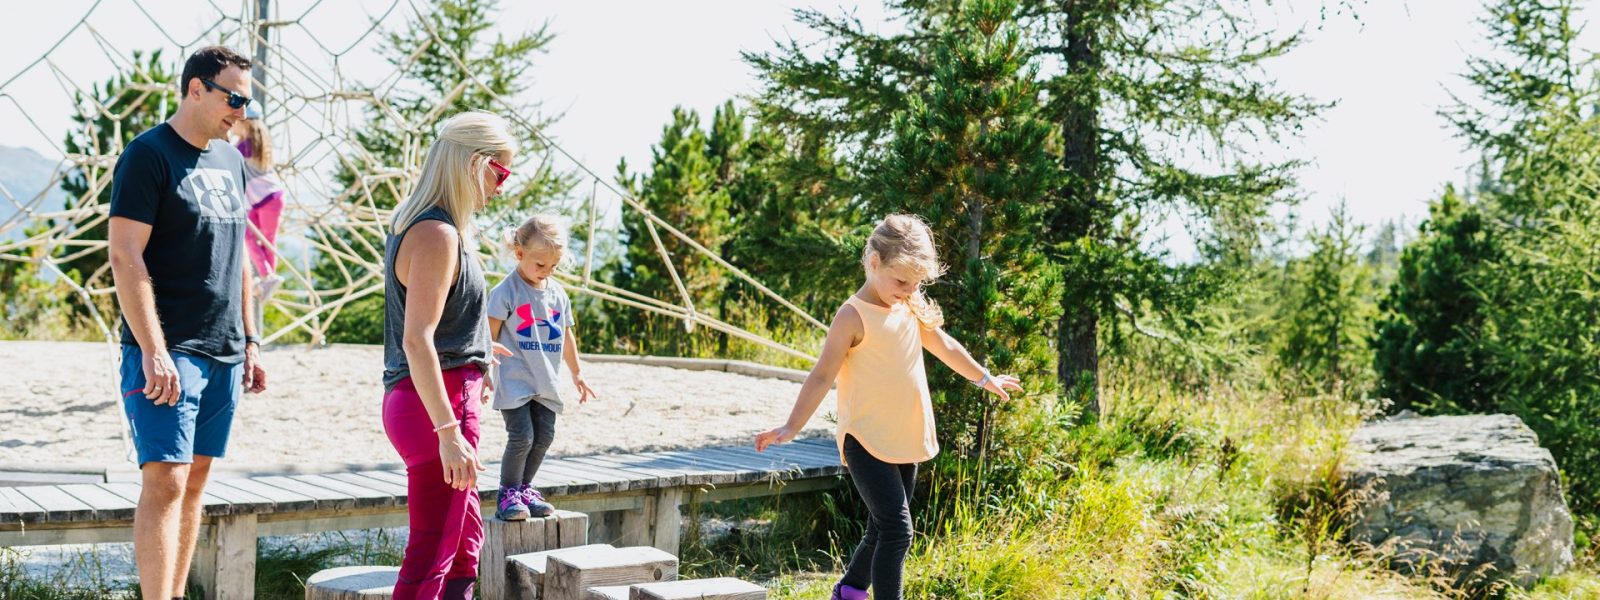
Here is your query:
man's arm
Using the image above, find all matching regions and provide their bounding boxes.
[241,240,266,393]
[109,216,180,405]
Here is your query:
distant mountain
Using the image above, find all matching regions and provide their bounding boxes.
[0,145,71,239]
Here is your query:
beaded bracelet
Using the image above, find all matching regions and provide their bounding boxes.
[433,420,460,432]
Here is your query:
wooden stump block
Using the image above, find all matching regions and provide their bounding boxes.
[303,566,398,600]
[507,544,615,600]
[555,509,590,548]
[629,578,768,600]
[584,586,632,600]
[483,510,593,599]
[544,546,679,600]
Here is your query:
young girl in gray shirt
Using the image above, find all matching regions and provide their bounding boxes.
[487,214,599,520]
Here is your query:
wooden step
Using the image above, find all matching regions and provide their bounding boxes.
[303,566,398,600]
[629,578,768,600]
[483,510,591,599]
[507,543,616,599]
[584,586,632,600]
[543,545,680,600]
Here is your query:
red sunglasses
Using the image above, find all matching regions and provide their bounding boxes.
[487,158,510,187]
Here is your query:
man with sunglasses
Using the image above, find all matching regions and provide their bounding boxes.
[108,45,269,600]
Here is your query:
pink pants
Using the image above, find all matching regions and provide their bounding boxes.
[246,192,283,279]
[382,366,484,600]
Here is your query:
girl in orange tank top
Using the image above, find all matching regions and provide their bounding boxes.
[755,214,1023,600]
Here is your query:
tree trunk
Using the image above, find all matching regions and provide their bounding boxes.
[1054,0,1104,416]
[968,137,989,458]
[1059,307,1099,414]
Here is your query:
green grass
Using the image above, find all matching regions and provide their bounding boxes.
[0,530,404,600]
[681,364,1600,598]
[254,530,405,599]
[5,364,1600,598]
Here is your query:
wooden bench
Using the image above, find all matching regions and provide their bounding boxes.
[0,438,844,600]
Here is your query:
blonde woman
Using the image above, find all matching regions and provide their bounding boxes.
[755,214,1023,600]
[381,111,515,600]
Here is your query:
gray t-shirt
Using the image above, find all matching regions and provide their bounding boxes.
[381,206,491,391]
[487,274,572,412]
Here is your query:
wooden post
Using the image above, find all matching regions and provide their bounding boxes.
[617,488,683,552]
[543,546,678,600]
[482,516,550,600]
[508,544,614,599]
[618,494,657,548]
[650,488,683,555]
[192,514,258,600]
[589,510,625,546]
[630,578,768,600]
[483,511,591,599]
[304,566,400,599]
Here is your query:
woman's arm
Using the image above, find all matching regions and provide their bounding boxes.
[397,221,484,491]
[921,326,1023,400]
[755,304,863,451]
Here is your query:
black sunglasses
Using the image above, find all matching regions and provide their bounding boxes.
[201,79,251,109]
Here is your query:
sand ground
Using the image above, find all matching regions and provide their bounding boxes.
[0,341,835,472]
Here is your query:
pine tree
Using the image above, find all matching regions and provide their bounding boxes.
[869,0,1063,455]
[315,0,571,343]
[1275,204,1375,396]
[611,106,735,356]
[1373,187,1500,412]
[749,0,1321,414]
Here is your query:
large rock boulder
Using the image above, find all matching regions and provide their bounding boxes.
[1346,413,1574,588]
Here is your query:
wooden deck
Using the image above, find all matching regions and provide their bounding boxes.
[0,438,844,600]
[0,437,842,535]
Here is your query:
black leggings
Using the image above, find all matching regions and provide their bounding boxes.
[499,401,556,488]
[839,435,918,599]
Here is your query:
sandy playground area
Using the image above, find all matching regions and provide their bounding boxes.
[0,341,835,472]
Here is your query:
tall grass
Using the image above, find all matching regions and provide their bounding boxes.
[0,546,138,599]
[4,360,1598,598]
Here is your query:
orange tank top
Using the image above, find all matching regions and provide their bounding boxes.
[835,295,939,465]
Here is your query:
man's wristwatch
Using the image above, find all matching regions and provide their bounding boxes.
[245,335,261,348]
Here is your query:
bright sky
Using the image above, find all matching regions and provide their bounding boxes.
[3,0,1596,245]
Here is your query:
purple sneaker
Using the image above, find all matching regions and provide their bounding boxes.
[520,485,556,518]
[496,486,530,521]
[831,583,867,600]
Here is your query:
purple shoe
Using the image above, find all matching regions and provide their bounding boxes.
[831,583,867,600]
[496,486,530,521]
[521,485,556,518]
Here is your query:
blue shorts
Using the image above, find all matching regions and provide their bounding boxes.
[120,344,241,466]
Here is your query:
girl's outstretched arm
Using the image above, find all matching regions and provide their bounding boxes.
[563,321,597,403]
[920,326,1024,401]
[755,304,864,451]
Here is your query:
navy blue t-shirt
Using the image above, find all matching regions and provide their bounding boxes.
[109,123,249,363]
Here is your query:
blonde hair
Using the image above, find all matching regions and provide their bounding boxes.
[508,213,572,268]
[862,213,945,328]
[238,118,273,171]
[389,111,515,235]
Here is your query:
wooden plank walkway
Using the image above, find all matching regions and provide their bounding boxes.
[0,437,844,531]
[0,438,845,599]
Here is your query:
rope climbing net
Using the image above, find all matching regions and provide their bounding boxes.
[0,0,824,365]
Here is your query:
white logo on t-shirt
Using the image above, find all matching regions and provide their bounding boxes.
[182,168,242,219]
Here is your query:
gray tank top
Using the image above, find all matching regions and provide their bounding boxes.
[382,205,490,391]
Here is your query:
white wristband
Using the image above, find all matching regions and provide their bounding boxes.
[969,369,992,389]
